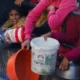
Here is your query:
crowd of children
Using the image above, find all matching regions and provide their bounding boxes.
[0,0,80,71]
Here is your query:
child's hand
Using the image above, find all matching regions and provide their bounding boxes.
[14,0,24,6]
[21,39,30,50]
[41,32,52,40]
[1,28,9,32]
[59,57,69,71]
[47,5,55,11]
[41,34,48,40]
[5,33,11,43]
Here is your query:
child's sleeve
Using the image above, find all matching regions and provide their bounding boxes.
[51,31,77,44]
[65,46,80,61]
[1,19,12,28]
[48,0,77,30]
[24,0,50,39]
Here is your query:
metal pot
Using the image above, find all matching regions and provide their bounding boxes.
[56,62,80,80]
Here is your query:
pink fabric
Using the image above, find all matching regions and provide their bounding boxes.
[51,14,80,61]
[51,14,80,46]
[65,46,80,61]
[24,0,77,39]
[24,0,80,61]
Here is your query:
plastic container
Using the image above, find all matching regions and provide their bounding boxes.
[4,27,24,43]
[30,37,60,75]
[6,49,39,80]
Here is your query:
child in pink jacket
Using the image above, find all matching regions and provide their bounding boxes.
[41,10,80,70]
[21,0,79,70]
[42,28,80,70]
[22,0,77,48]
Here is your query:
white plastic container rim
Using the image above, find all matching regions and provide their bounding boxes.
[30,37,60,50]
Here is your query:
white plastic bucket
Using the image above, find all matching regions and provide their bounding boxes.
[30,37,60,75]
[4,27,24,43]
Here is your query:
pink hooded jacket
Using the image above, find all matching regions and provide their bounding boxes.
[24,0,77,39]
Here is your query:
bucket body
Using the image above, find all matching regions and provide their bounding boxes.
[4,27,24,43]
[30,37,60,75]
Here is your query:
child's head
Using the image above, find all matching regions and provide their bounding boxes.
[9,6,22,25]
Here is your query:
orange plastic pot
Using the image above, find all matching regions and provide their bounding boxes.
[6,48,39,80]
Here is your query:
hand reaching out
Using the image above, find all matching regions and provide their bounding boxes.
[47,5,55,11]
[59,57,69,71]
[14,0,24,6]
[21,39,30,50]
[41,32,52,40]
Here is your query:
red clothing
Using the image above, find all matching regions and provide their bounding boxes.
[52,14,80,60]
[24,0,79,61]
[24,0,77,39]
[52,14,80,46]
[65,46,80,61]
[30,0,38,3]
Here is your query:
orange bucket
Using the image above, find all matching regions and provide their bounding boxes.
[6,48,39,80]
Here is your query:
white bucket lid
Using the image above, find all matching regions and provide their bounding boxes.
[30,37,60,50]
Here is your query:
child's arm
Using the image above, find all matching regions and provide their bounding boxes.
[1,19,12,28]
[24,0,50,40]
[14,0,24,6]
[48,0,76,30]
[41,32,52,40]
[59,46,80,70]
[65,46,80,61]
[51,31,77,44]
[42,31,77,44]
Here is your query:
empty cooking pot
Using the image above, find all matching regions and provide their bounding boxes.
[56,61,80,80]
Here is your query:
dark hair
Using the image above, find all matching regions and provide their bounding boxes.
[9,5,23,17]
